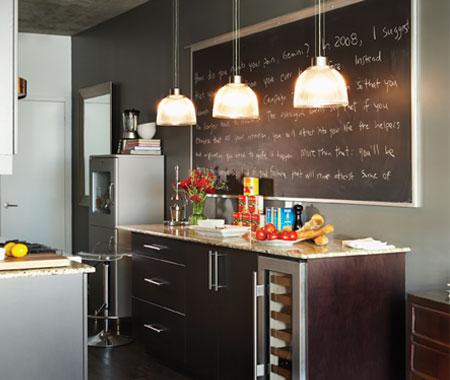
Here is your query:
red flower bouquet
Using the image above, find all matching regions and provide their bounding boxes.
[179,168,221,224]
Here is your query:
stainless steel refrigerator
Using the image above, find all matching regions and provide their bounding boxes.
[88,154,164,319]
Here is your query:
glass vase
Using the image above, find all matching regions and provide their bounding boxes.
[189,199,207,225]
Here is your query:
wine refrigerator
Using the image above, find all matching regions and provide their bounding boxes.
[255,256,307,380]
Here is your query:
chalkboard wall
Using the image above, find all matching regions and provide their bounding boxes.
[192,0,415,205]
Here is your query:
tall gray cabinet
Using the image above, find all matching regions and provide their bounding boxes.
[88,155,164,318]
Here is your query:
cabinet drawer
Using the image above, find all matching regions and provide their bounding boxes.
[132,233,186,265]
[411,342,449,380]
[132,254,186,313]
[412,305,450,347]
[133,298,185,365]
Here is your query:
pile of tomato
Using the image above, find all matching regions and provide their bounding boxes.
[255,223,298,241]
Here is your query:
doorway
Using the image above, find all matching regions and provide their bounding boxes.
[0,99,70,251]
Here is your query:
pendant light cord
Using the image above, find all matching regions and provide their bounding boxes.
[318,0,322,56]
[232,0,240,76]
[173,0,179,88]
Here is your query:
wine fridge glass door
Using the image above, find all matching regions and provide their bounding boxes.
[257,256,306,380]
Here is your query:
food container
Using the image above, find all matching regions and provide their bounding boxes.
[251,213,264,232]
[243,177,259,196]
[241,212,252,227]
[238,195,249,213]
[266,207,294,231]
[232,212,242,226]
[248,195,264,214]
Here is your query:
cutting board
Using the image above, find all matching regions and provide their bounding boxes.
[0,254,71,271]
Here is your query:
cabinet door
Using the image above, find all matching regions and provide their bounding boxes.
[0,0,16,174]
[216,248,257,380]
[186,245,219,380]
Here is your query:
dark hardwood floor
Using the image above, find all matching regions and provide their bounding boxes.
[88,343,192,380]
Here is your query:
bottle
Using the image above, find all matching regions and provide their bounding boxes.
[292,204,304,231]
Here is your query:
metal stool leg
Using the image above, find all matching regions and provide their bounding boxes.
[88,260,132,348]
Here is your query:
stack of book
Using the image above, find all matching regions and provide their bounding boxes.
[119,139,162,155]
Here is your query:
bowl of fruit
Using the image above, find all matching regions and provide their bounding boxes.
[254,223,302,246]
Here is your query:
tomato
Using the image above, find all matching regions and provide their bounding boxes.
[288,231,298,241]
[280,231,291,240]
[267,232,279,240]
[255,228,266,241]
[264,223,277,234]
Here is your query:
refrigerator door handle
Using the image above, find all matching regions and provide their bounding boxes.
[108,183,115,205]
[253,271,265,378]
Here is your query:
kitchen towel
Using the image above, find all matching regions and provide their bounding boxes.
[343,237,395,251]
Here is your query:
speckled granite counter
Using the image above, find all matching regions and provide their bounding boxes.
[0,260,95,280]
[119,224,410,260]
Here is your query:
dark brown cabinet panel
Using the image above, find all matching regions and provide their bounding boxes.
[132,233,187,265]
[216,248,257,380]
[132,253,186,313]
[133,297,186,365]
[185,246,257,380]
[408,291,450,380]
[185,246,219,380]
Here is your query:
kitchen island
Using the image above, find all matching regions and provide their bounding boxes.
[120,224,410,380]
[0,260,94,380]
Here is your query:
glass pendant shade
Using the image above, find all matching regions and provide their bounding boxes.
[294,56,348,108]
[212,76,259,119]
[157,88,197,126]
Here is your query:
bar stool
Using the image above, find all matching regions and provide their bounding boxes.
[78,250,133,348]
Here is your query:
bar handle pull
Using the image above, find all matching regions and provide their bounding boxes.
[143,323,167,333]
[144,278,168,286]
[253,272,265,378]
[208,250,213,290]
[143,244,167,251]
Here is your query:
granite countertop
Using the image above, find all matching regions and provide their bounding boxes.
[0,260,95,280]
[118,224,411,260]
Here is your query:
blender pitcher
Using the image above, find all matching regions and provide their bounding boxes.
[122,109,140,139]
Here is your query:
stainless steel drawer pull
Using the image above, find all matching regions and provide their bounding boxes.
[143,324,168,333]
[143,244,167,251]
[144,278,168,286]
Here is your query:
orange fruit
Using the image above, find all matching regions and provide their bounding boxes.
[11,243,28,258]
[4,242,15,257]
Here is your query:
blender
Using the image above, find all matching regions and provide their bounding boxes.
[122,109,140,139]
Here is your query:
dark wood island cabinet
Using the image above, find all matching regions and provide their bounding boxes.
[125,225,409,380]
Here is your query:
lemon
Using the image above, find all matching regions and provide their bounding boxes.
[11,243,28,258]
[4,242,15,257]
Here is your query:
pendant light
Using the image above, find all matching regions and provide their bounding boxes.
[213,0,259,120]
[157,0,196,126]
[293,0,349,108]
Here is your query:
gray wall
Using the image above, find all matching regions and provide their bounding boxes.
[72,0,450,291]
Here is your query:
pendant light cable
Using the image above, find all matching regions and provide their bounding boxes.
[232,0,241,76]
[173,0,179,88]
[314,0,317,58]
[318,0,322,56]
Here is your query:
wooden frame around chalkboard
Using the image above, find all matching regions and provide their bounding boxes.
[188,0,420,207]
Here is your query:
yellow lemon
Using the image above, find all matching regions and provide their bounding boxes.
[11,243,28,258]
[4,242,15,257]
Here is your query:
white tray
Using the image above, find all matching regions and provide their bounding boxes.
[255,238,305,246]
[188,225,250,238]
